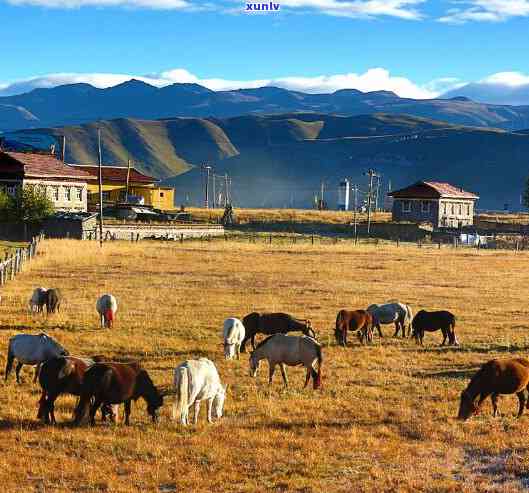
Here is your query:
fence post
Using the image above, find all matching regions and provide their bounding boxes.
[396,237,400,247]
[311,235,314,245]
[438,241,441,250]
[269,234,272,245]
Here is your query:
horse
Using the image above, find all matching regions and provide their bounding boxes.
[172,358,227,425]
[334,310,374,346]
[5,333,69,384]
[37,355,117,424]
[249,334,323,390]
[458,358,529,420]
[73,362,166,426]
[241,312,316,352]
[367,302,413,338]
[45,288,62,314]
[412,310,458,346]
[28,287,48,313]
[96,294,118,329]
[223,318,245,360]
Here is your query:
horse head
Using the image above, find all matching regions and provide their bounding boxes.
[137,370,164,422]
[334,327,345,346]
[249,352,259,377]
[457,390,478,420]
[213,384,228,419]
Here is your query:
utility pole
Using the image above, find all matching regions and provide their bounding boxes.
[374,174,381,212]
[353,183,358,241]
[61,135,66,163]
[125,158,132,203]
[320,181,325,204]
[224,173,229,206]
[365,169,380,236]
[203,165,212,208]
[212,173,216,208]
[97,128,104,248]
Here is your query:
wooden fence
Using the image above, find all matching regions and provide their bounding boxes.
[0,234,43,287]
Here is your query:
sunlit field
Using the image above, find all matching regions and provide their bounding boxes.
[1,239,529,492]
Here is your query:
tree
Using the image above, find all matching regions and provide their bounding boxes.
[0,185,54,223]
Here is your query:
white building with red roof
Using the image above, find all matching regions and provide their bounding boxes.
[0,151,94,212]
[388,181,479,228]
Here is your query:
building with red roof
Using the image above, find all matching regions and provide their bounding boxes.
[0,151,94,212]
[388,181,479,228]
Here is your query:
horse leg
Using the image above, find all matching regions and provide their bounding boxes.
[491,393,499,417]
[517,391,526,418]
[441,329,447,346]
[251,335,256,350]
[33,363,41,383]
[207,398,214,423]
[376,323,383,338]
[279,363,288,388]
[89,397,103,426]
[304,369,311,388]
[194,400,201,425]
[5,352,14,381]
[393,322,400,337]
[268,363,276,385]
[124,400,132,426]
[15,362,23,384]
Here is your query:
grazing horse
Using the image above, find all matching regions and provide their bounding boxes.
[38,356,116,424]
[367,302,413,338]
[45,288,62,314]
[5,333,68,383]
[249,334,323,390]
[241,312,316,352]
[222,318,245,360]
[334,310,374,346]
[173,358,227,425]
[412,310,458,346]
[74,362,166,426]
[96,294,118,329]
[29,287,48,313]
[458,358,529,420]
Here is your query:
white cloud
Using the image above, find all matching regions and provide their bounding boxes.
[6,0,205,8]
[439,0,529,23]
[480,71,529,86]
[0,67,456,99]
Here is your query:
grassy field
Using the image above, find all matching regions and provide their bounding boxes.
[1,239,529,492]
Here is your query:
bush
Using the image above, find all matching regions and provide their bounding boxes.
[0,185,54,223]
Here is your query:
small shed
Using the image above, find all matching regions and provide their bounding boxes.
[388,181,479,229]
[42,212,98,239]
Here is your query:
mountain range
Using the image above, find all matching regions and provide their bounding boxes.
[6,112,529,210]
[4,79,529,132]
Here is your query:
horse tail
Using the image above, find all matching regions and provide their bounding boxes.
[312,343,323,390]
[406,305,413,336]
[450,314,458,345]
[58,359,74,380]
[5,342,14,381]
[174,367,189,424]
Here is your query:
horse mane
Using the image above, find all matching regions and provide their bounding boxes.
[254,335,278,351]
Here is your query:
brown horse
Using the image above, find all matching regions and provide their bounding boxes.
[73,362,166,426]
[37,355,114,424]
[241,312,316,352]
[334,310,374,346]
[458,358,529,420]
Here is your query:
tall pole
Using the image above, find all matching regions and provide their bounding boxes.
[353,184,358,241]
[212,173,216,208]
[225,173,229,206]
[204,165,211,208]
[374,175,381,213]
[366,170,374,236]
[61,135,66,163]
[320,181,325,208]
[98,128,104,248]
[125,158,132,203]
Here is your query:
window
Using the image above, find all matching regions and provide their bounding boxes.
[75,188,82,201]
[401,200,411,213]
[457,203,462,215]
[48,186,59,202]
[160,192,164,198]
[64,187,72,202]
[6,185,17,196]
[421,201,430,213]
[466,203,471,216]
[451,203,455,215]
[102,191,110,201]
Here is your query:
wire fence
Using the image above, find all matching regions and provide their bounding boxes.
[0,234,44,287]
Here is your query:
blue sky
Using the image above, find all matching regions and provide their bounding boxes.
[2,0,529,97]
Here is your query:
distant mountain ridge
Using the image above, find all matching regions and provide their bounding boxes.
[3,79,529,132]
[7,112,529,210]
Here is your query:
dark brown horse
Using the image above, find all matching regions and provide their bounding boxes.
[37,355,114,424]
[458,358,529,420]
[334,310,374,346]
[241,312,316,352]
[73,362,166,426]
[411,310,458,346]
[45,288,62,314]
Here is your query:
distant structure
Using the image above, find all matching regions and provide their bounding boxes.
[338,179,350,211]
[0,151,92,212]
[388,181,479,228]
[72,165,175,211]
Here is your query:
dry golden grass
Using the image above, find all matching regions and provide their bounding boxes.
[1,239,529,492]
[186,207,391,225]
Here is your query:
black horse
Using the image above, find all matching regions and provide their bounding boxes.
[412,310,458,346]
[241,312,316,352]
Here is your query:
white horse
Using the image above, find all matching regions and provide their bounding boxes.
[172,358,227,425]
[28,287,48,313]
[96,294,118,328]
[5,333,69,383]
[249,334,323,389]
[367,302,413,338]
[223,318,245,360]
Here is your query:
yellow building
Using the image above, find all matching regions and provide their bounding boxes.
[73,165,175,211]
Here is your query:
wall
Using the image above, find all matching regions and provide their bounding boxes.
[86,183,175,210]
[85,224,225,241]
[24,179,87,212]
[392,198,439,226]
[438,199,475,227]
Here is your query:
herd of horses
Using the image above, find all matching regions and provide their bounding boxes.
[2,288,526,426]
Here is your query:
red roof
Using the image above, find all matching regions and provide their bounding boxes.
[389,181,479,200]
[0,151,93,180]
[72,165,156,184]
